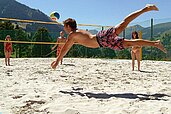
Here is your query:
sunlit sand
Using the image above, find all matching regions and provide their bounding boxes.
[0,58,171,114]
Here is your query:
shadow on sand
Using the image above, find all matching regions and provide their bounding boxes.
[59,90,170,101]
[139,70,157,73]
[63,63,76,67]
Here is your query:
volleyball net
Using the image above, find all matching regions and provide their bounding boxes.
[0,17,170,60]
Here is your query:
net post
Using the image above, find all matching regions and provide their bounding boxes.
[139,31,142,61]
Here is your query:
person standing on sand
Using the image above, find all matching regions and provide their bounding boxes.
[4,35,13,66]
[52,31,66,65]
[131,31,141,71]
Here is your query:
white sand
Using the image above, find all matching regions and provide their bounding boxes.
[0,58,171,114]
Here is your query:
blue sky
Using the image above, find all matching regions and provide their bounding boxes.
[16,0,171,27]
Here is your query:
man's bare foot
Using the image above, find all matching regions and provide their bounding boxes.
[145,4,159,11]
[155,40,167,53]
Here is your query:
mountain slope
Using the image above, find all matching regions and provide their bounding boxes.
[0,0,63,32]
[0,0,50,21]
[125,22,171,39]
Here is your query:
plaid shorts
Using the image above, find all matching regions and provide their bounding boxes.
[96,27,125,50]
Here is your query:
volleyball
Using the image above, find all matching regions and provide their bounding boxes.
[50,11,60,21]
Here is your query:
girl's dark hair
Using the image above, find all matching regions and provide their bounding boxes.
[132,31,139,39]
[63,18,77,30]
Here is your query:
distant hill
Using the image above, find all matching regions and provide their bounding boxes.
[88,22,171,40]
[125,22,171,39]
[88,29,99,34]
[125,25,144,38]
[0,0,63,33]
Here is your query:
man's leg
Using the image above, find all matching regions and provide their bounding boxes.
[115,4,158,35]
[123,39,167,53]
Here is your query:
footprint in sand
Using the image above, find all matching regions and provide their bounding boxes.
[64,109,80,114]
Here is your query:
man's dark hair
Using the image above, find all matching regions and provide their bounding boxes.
[63,18,77,30]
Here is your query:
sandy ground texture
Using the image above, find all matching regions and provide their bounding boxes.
[0,58,171,114]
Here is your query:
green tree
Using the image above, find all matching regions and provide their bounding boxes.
[116,49,131,59]
[0,21,14,30]
[32,27,52,57]
[100,48,116,58]
[161,33,171,60]
[15,26,30,58]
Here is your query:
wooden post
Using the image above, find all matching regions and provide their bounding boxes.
[102,26,104,30]
[139,31,142,61]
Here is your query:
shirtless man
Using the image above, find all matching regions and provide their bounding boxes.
[52,31,66,65]
[51,4,167,69]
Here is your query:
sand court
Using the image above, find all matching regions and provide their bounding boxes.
[0,58,171,114]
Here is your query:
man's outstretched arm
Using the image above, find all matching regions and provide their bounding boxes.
[51,35,75,69]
